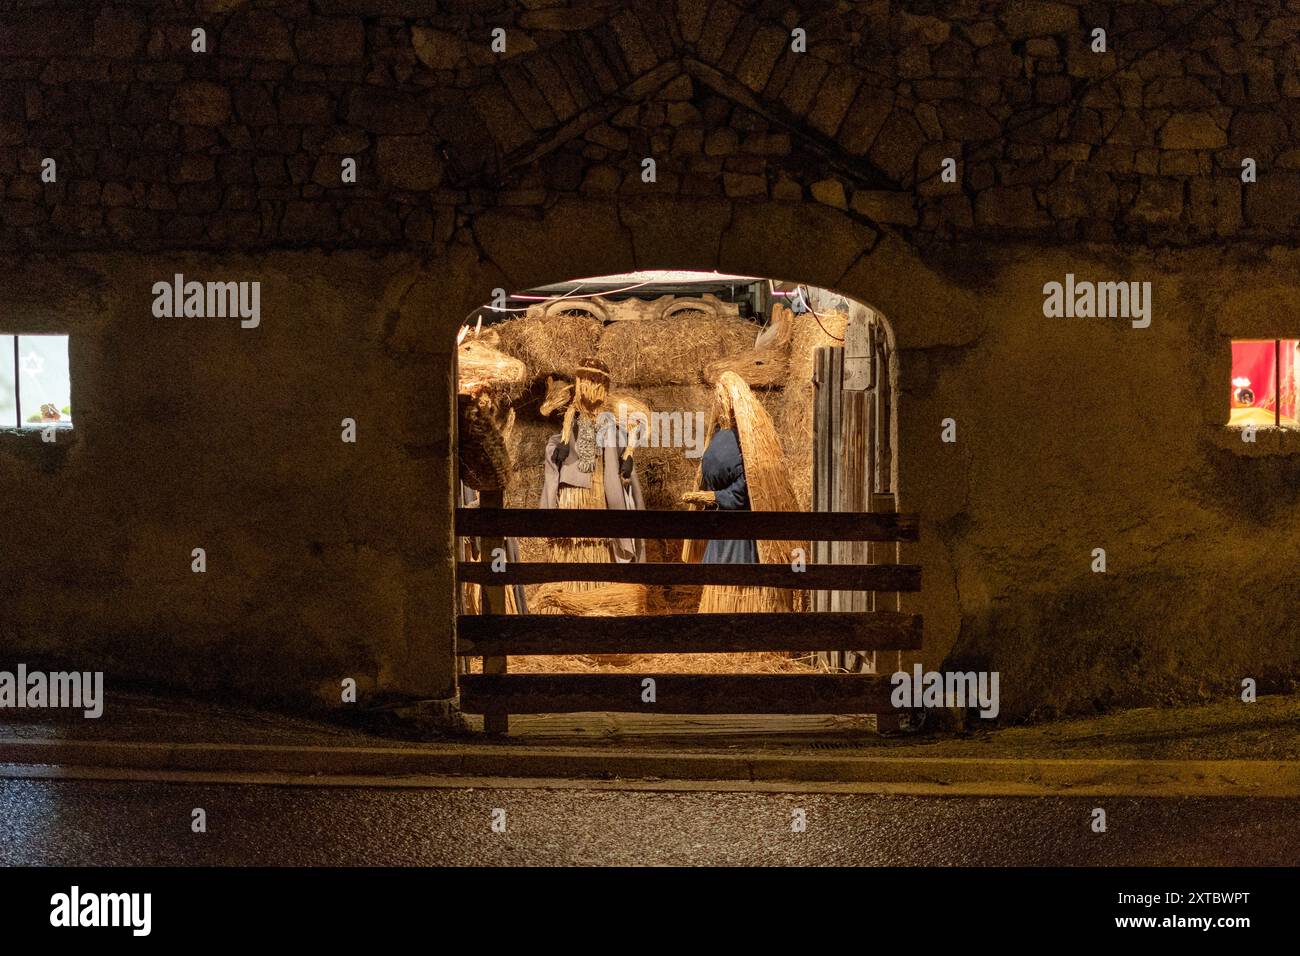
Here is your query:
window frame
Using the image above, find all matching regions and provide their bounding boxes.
[3,334,73,431]
[1229,337,1293,430]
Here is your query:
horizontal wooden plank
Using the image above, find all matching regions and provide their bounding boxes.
[457,561,922,591]
[501,712,877,740]
[459,673,896,715]
[455,508,919,542]
[457,612,923,656]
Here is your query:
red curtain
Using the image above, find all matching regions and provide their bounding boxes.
[1231,340,1277,414]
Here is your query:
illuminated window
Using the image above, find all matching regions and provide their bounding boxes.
[0,335,72,429]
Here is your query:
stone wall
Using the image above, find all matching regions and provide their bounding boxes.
[3,0,1300,251]
[1,1,1299,717]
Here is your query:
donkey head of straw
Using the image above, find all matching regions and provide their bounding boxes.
[539,375,576,417]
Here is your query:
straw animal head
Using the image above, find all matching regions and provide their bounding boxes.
[458,329,527,397]
[702,304,793,388]
[540,375,575,417]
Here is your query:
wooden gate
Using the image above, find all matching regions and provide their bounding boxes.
[455,505,920,734]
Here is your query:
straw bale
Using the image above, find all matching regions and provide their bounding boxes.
[494,310,604,379]
[596,314,758,386]
[469,652,825,674]
[531,582,648,616]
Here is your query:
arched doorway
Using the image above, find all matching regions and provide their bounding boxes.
[451,269,919,736]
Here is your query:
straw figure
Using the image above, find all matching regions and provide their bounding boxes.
[681,370,802,613]
[537,357,647,631]
[455,321,533,616]
[540,375,653,456]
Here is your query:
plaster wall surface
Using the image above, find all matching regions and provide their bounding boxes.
[3,225,1298,716]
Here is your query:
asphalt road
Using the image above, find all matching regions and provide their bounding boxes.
[0,778,1296,866]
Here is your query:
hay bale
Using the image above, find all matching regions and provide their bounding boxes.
[611,383,714,509]
[596,314,757,387]
[495,310,604,379]
[635,449,700,510]
[532,582,648,616]
[469,651,824,674]
[503,413,554,511]
[645,583,703,613]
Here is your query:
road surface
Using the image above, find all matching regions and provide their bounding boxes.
[0,778,1295,866]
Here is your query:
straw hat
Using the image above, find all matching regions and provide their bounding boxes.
[574,356,611,384]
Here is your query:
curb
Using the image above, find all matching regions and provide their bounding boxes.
[0,738,1298,796]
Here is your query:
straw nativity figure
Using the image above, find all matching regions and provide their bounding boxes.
[455,322,529,616]
[682,370,801,614]
[536,356,647,623]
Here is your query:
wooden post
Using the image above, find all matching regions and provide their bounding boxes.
[869,320,902,731]
[837,311,874,672]
[478,487,509,735]
[1276,338,1282,428]
[811,346,841,669]
[875,324,892,496]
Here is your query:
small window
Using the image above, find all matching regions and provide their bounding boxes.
[1230,339,1300,428]
[0,334,72,429]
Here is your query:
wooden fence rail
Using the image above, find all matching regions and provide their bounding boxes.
[457,561,921,590]
[460,673,896,715]
[455,507,919,542]
[457,611,923,656]
[456,505,921,731]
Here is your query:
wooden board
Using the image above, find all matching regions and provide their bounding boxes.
[837,310,876,672]
[456,507,920,542]
[498,712,878,740]
[457,561,922,591]
[875,323,892,494]
[460,673,896,715]
[477,488,509,735]
[457,611,923,656]
[843,308,873,391]
[811,346,839,625]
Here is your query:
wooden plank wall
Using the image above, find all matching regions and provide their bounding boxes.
[808,306,904,680]
[836,311,874,673]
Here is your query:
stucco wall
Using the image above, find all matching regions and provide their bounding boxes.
[1,1,1299,716]
[0,252,459,703]
[3,218,1299,716]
